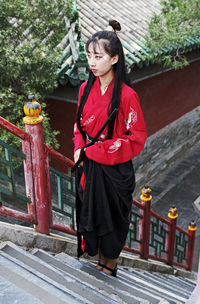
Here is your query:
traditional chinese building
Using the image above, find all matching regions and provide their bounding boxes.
[46,0,200,188]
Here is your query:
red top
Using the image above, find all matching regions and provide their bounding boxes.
[73,77,147,165]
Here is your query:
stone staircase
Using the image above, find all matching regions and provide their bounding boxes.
[0,241,196,304]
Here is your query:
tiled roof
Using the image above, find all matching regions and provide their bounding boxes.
[58,0,200,86]
[78,0,162,43]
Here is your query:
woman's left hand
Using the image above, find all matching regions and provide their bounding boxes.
[74,148,84,167]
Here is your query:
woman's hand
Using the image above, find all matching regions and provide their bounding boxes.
[74,148,83,166]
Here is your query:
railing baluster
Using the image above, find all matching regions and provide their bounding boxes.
[139,186,152,259]
[186,220,197,271]
[166,206,178,266]
[5,148,15,194]
[22,139,37,222]
[23,94,49,234]
[44,146,53,228]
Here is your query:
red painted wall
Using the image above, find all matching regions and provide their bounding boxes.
[46,99,77,161]
[46,59,200,162]
[134,59,200,136]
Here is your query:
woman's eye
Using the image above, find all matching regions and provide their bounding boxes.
[87,54,102,60]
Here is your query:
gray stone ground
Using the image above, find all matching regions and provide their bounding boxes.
[149,144,200,272]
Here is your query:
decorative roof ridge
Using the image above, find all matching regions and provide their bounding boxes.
[58,1,200,87]
[58,1,89,86]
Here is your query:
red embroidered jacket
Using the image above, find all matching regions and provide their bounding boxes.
[73,77,147,165]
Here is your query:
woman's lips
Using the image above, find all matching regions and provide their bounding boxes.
[91,69,97,73]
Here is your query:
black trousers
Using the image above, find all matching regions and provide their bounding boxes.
[76,157,135,259]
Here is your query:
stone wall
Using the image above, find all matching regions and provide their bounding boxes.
[133,106,200,199]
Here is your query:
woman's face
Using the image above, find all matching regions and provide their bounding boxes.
[87,41,118,78]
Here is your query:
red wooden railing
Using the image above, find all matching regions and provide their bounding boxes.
[0,97,197,271]
[44,144,76,236]
[0,117,36,224]
[123,194,196,271]
[0,105,76,236]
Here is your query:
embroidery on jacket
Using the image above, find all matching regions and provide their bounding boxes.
[83,115,95,126]
[108,139,128,153]
[125,107,137,130]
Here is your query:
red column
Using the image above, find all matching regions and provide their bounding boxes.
[23,94,49,234]
[139,186,152,259]
[186,220,197,271]
[166,207,178,266]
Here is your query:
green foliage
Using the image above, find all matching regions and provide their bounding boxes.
[145,0,200,69]
[0,0,74,151]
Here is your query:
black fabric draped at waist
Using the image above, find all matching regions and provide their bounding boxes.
[76,157,135,236]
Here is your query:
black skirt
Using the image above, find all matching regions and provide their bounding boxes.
[76,157,135,259]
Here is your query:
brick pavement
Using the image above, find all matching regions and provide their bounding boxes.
[150,145,200,272]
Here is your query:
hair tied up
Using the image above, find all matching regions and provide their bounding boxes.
[106,19,121,33]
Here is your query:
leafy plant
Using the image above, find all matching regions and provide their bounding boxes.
[0,0,75,151]
[145,0,200,69]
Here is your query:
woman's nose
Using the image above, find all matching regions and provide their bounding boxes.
[89,56,95,66]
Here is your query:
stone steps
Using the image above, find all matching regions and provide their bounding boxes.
[0,241,196,304]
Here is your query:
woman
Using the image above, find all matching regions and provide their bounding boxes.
[73,20,147,277]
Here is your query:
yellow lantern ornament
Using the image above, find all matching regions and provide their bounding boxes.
[23,94,43,125]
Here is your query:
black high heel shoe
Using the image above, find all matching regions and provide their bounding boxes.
[98,262,118,277]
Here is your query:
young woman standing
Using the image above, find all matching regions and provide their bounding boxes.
[73,20,147,277]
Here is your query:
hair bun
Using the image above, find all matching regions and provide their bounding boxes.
[108,20,121,32]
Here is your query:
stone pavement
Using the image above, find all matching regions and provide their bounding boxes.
[149,144,200,272]
[0,241,196,304]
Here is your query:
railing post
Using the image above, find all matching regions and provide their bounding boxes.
[23,94,49,234]
[139,186,152,259]
[22,138,37,222]
[186,220,197,271]
[166,206,178,266]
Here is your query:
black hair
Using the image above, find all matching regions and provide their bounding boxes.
[77,20,130,140]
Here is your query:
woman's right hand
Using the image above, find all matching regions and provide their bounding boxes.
[74,148,83,166]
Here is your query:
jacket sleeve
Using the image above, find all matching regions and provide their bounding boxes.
[72,82,87,153]
[85,90,147,165]
[72,122,85,153]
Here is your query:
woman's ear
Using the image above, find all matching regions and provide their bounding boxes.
[111,54,119,65]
